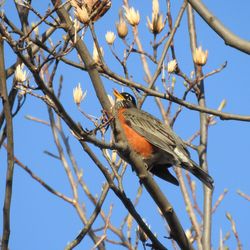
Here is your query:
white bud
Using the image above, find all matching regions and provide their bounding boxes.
[14,64,27,83]
[73,83,86,105]
[105,31,116,45]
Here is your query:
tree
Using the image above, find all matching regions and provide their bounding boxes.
[1,0,250,249]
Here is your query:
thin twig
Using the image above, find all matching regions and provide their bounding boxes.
[3,143,73,203]
[175,168,202,249]
[65,184,110,250]
[212,189,228,213]
[237,190,250,202]
[226,212,242,250]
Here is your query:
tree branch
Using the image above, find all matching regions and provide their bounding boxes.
[139,0,188,105]
[65,182,110,250]
[102,69,250,122]
[186,0,250,54]
[0,35,15,250]
[187,5,212,249]
[79,141,167,250]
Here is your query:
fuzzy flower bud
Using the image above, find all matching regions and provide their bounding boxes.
[14,64,27,83]
[147,0,164,34]
[147,14,164,34]
[217,99,227,112]
[167,59,177,73]
[123,6,140,26]
[73,4,89,24]
[116,18,128,39]
[193,46,208,66]
[105,31,116,45]
[73,83,86,105]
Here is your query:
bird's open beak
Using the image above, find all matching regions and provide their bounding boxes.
[113,89,125,101]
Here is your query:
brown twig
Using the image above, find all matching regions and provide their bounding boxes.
[0,35,15,250]
[226,212,242,250]
[175,168,202,249]
[185,173,203,218]
[237,190,250,202]
[4,144,73,204]
[65,185,110,250]
[79,141,167,250]
[212,189,228,213]
[25,113,132,248]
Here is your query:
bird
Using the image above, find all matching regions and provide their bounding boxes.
[112,89,214,189]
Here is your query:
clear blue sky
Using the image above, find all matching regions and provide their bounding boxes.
[1,1,250,249]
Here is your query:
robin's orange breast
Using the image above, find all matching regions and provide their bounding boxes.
[118,109,154,158]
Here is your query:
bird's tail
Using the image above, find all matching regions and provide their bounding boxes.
[151,165,179,186]
[182,159,214,190]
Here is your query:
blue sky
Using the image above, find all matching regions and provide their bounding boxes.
[1,0,250,249]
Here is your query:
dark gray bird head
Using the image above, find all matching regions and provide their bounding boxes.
[113,89,136,109]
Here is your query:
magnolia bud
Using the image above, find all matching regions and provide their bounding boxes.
[147,0,164,34]
[14,64,27,83]
[123,6,140,26]
[193,46,208,66]
[116,18,128,39]
[105,31,116,45]
[73,83,86,105]
[167,59,177,73]
[73,5,89,24]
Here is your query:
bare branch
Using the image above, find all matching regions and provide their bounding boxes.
[187,5,212,249]
[175,168,202,249]
[0,35,15,250]
[237,190,250,202]
[186,0,250,54]
[5,145,73,204]
[79,141,167,250]
[102,70,250,122]
[139,0,188,106]
[65,183,110,250]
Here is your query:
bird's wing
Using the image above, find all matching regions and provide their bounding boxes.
[122,108,188,157]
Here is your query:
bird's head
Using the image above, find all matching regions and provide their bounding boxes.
[113,89,136,109]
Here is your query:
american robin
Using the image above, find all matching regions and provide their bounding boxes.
[112,89,214,189]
